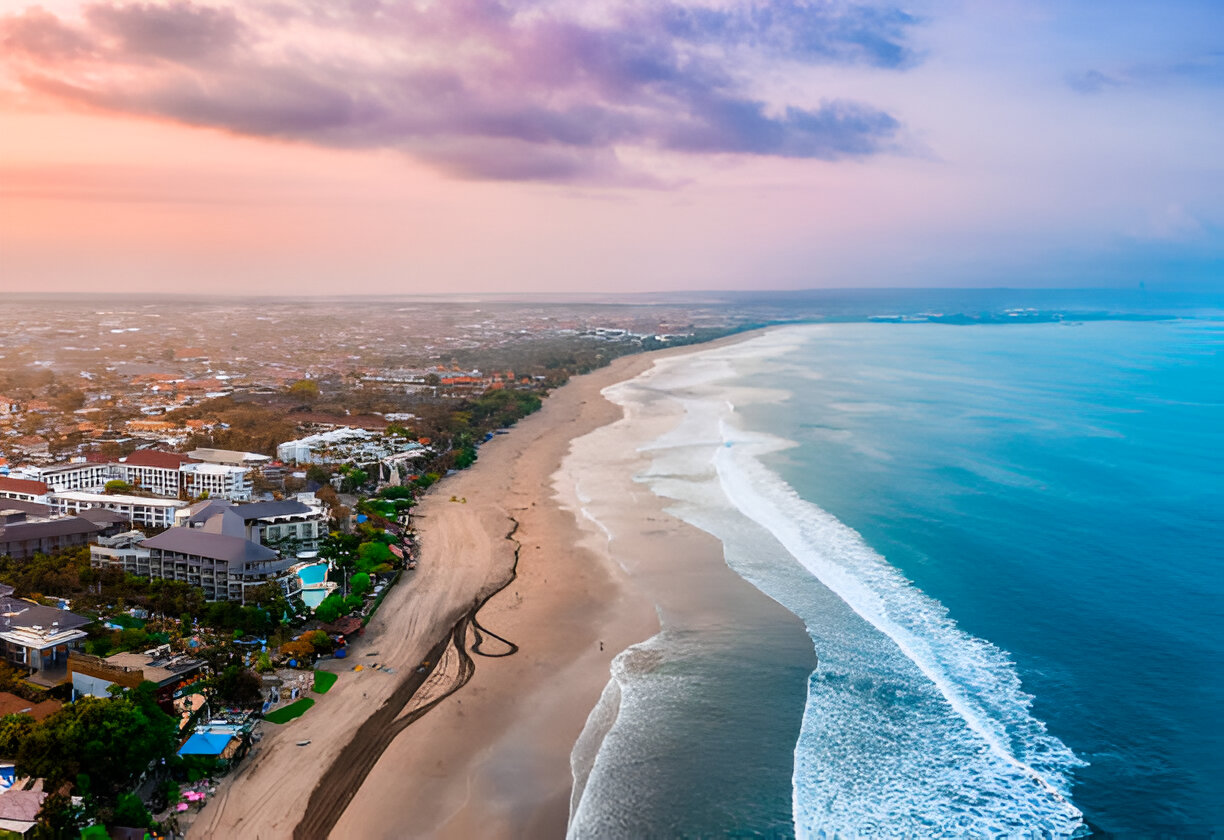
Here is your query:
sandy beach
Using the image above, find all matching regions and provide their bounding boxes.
[190,336,750,840]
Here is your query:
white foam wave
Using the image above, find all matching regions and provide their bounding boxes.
[708,416,1087,837]
[566,327,1088,837]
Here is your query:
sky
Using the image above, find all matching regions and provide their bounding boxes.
[1,0,1222,296]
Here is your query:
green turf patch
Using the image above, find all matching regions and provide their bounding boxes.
[263,697,315,724]
[312,670,338,694]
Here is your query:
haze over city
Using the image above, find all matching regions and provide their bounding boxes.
[2,0,1222,296]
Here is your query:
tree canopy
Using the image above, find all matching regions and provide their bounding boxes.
[13,683,177,801]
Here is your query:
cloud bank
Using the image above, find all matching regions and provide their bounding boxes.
[0,0,918,182]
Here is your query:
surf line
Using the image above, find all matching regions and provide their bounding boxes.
[712,435,1082,819]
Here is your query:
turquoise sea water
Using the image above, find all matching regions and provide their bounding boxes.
[571,313,1223,838]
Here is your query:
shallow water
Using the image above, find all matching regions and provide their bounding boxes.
[566,317,1224,838]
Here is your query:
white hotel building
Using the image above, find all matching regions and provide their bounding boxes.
[50,491,187,530]
[180,463,252,501]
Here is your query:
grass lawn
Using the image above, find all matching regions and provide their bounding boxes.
[313,670,338,694]
[263,697,315,724]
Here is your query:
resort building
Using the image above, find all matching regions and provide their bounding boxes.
[139,509,301,603]
[119,449,197,497]
[180,463,253,501]
[0,477,47,504]
[177,498,326,554]
[89,531,152,577]
[49,491,187,530]
[0,512,106,560]
[0,586,90,684]
[276,427,376,464]
[14,451,254,503]
[23,462,119,493]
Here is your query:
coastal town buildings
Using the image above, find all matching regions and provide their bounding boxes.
[21,462,117,493]
[49,491,186,530]
[90,498,323,600]
[177,498,326,554]
[0,478,47,504]
[125,505,304,603]
[68,648,204,711]
[276,427,427,467]
[10,451,254,503]
[180,463,253,501]
[0,586,90,682]
[119,449,196,496]
[139,529,300,603]
[0,511,106,560]
[88,530,151,576]
[186,448,272,469]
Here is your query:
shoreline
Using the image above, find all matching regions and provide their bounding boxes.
[190,330,764,840]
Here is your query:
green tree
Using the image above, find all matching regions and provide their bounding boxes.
[0,713,35,758]
[32,791,84,840]
[111,792,151,829]
[213,665,262,706]
[313,593,346,624]
[349,573,371,597]
[16,683,177,801]
[453,446,477,469]
[340,468,368,493]
[104,480,132,494]
[356,541,393,573]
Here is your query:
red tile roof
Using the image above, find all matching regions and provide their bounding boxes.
[0,476,48,495]
[123,450,198,470]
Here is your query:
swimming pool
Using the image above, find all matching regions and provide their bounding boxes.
[297,562,334,610]
[298,562,328,586]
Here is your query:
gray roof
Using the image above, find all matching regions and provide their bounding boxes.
[142,528,279,568]
[233,500,312,520]
[0,596,90,633]
[184,499,233,525]
[0,499,52,518]
[185,499,313,525]
[201,508,246,538]
[76,508,130,526]
[0,516,105,543]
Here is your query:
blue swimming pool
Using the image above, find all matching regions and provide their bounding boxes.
[297,562,332,610]
[297,562,328,586]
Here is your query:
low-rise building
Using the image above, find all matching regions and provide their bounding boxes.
[68,648,203,711]
[276,427,374,464]
[186,448,272,469]
[89,530,151,577]
[0,512,106,560]
[0,478,47,504]
[49,490,187,530]
[25,461,119,493]
[0,587,89,682]
[120,449,197,497]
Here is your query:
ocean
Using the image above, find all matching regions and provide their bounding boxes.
[565,303,1224,838]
